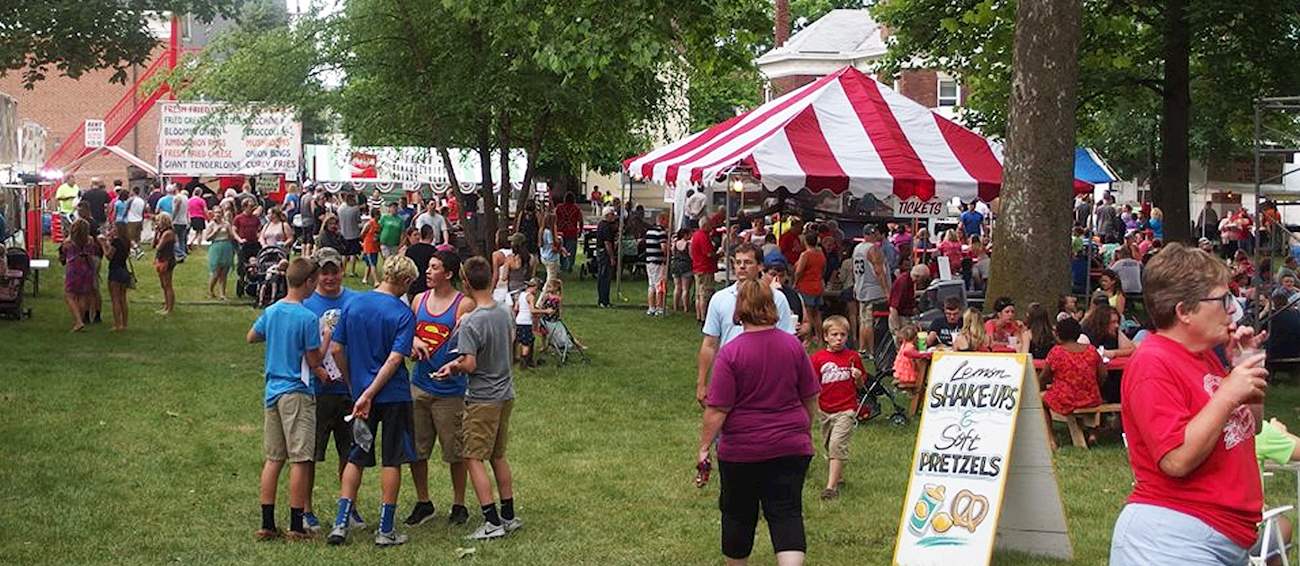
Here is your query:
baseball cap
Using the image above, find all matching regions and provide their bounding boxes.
[1198,237,1211,246]
[602,206,616,216]
[314,247,344,268]
[763,250,788,271]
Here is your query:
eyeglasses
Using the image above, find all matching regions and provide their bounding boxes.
[1198,292,1235,312]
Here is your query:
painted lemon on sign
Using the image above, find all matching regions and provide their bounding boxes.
[931,512,953,533]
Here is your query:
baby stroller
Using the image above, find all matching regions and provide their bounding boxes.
[579,229,600,280]
[855,366,910,426]
[247,245,289,308]
[537,317,590,365]
[235,241,263,299]
[0,247,32,320]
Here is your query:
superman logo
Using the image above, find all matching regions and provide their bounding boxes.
[416,321,452,352]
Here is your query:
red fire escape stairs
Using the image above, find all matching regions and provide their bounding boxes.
[41,17,189,180]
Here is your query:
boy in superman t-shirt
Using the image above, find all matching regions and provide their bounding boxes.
[809,315,865,501]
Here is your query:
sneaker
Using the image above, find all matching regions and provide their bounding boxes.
[403,502,436,526]
[349,509,367,530]
[465,521,506,540]
[448,505,470,525]
[502,517,523,533]
[374,530,409,547]
[255,527,282,541]
[326,524,348,545]
[645,308,655,316]
[820,488,839,500]
[303,512,322,533]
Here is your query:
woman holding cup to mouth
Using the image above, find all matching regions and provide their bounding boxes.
[1110,243,1269,566]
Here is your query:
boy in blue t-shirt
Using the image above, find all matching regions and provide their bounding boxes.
[326,255,419,547]
[300,247,363,532]
[247,257,328,541]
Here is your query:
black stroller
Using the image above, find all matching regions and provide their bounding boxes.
[244,245,289,308]
[856,313,909,426]
[235,241,262,299]
[0,247,31,320]
[855,366,911,427]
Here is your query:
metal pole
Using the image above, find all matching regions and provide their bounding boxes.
[1255,101,1263,256]
[725,177,733,283]
[615,173,627,302]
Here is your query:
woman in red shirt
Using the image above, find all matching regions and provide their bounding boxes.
[937,229,963,274]
[1039,317,1105,418]
[983,296,1027,351]
[793,232,826,346]
[1110,243,1268,565]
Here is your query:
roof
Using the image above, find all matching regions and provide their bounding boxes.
[756,9,887,77]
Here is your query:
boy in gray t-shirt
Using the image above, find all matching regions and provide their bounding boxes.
[433,256,520,540]
[458,303,515,402]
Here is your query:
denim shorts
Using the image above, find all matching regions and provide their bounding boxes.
[1110,503,1248,565]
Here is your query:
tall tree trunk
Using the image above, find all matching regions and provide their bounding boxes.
[477,116,498,247]
[513,109,550,218]
[1154,0,1191,243]
[986,0,1082,314]
[435,144,479,255]
[498,111,513,229]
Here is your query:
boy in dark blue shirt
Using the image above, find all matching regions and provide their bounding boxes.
[326,255,419,547]
[247,257,328,540]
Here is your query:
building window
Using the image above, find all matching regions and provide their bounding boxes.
[937,76,960,107]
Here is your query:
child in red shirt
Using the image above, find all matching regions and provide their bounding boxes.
[809,315,865,501]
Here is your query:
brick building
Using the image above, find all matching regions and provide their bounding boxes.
[756,9,965,120]
[0,14,234,182]
[0,55,165,183]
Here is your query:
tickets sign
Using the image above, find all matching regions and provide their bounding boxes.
[892,197,946,218]
[894,353,1025,566]
[158,102,301,179]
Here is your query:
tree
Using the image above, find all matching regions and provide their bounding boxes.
[0,1,243,87]
[986,0,1082,311]
[170,0,770,250]
[875,0,1300,243]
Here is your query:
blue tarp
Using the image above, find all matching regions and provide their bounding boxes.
[1075,147,1121,184]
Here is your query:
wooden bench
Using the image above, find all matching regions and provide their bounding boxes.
[1050,403,1121,449]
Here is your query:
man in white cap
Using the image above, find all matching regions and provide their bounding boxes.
[594,206,618,307]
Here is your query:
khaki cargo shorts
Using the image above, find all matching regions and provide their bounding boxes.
[820,409,856,461]
[461,399,514,461]
[265,392,317,463]
[411,386,466,464]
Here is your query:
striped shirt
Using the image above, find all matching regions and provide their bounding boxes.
[644,225,667,264]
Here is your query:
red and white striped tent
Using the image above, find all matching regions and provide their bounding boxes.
[625,66,1075,203]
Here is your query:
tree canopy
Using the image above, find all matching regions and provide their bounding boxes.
[0,0,243,87]
[874,0,1300,181]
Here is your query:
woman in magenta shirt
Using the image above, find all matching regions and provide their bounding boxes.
[697,279,820,565]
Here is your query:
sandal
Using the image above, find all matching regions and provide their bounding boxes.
[820,488,839,500]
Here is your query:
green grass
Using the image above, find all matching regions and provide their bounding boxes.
[3,245,1300,564]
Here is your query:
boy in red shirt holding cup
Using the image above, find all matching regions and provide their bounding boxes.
[809,315,865,500]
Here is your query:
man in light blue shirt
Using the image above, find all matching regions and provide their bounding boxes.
[695,243,796,406]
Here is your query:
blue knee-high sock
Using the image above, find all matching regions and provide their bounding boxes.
[379,503,397,534]
[334,498,353,528]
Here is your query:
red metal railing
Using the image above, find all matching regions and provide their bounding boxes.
[42,50,176,173]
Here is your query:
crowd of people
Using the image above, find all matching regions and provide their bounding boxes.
[45,172,1300,563]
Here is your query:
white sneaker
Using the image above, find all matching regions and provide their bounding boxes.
[466,521,506,540]
[374,530,409,546]
[503,517,523,533]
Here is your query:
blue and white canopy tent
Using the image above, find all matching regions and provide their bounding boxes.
[1074,147,1121,186]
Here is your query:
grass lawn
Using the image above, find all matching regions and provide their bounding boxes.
[3,245,1300,564]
